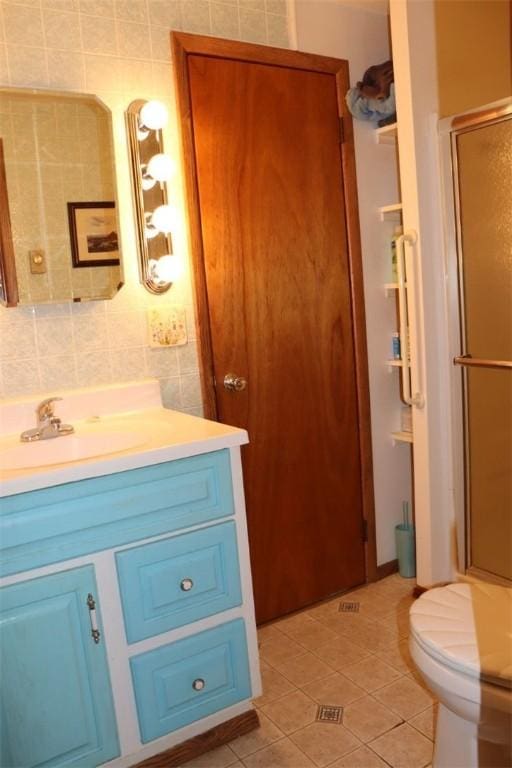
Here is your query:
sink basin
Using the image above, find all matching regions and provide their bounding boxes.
[0,432,145,470]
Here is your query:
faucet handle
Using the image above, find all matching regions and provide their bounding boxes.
[36,396,62,422]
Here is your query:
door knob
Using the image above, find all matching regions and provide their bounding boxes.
[223,373,247,392]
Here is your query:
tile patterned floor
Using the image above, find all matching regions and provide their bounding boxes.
[186,575,437,768]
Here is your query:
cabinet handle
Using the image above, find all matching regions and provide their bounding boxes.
[180,578,194,592]
[192,678,205,691]
[86,593,101,644]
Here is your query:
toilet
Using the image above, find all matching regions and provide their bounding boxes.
[409,582,512,768]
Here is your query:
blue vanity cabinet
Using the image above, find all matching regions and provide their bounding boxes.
[0,565,119,768]
[0,440,260,767]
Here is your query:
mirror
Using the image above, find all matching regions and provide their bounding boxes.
[0,87,123,306]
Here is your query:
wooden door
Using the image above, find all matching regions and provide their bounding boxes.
[173,35,375,624]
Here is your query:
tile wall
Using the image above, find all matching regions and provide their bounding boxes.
[0,0,290,411]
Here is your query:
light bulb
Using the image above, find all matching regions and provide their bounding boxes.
[146,153,175,183]
[151,204,178,234]
[153,254,182,283]
[139,100,168,131]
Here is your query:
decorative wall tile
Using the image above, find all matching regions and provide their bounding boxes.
[0,314,37,361]
[43,0,80,10]
[1,358,41,395]
[148,0,182,29]
[34,303,71,318]
[160,376,182,409]
[43,10,82,51]
[83,53,123,90]
[110,347,146,380]
[6,45,48,87]
[0,45,7,81]
[75,350,113,386]
[177,342,198,374]
[0,0,289,410]
[150,25,173,62]
[239,7,266,44]
[150,61,174,96]
[2,0,40,6]
[80,14,118,55]
[44,62,79,93]
[35,316,74,357]
[72,313,109,352]
[79,0,115,18]
[211,2,240,38]
[39,353,77,390]
[3,4,44,47]
[145,346,179,378]
[106,311,145,349]
[266,12,288,47]
[180,372,202,408]
[116,20,152,60]
[239,0,265,12]
[115,0,147,24]
[180,0,212,34]
[265,0,286,15]
[120,58,153,92]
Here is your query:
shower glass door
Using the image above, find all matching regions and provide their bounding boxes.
[452,107,512,583]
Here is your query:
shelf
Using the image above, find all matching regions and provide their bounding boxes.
[391,430,413,445]
[375,122,398,145]
[378,203,402,221]
[386,359,404,369]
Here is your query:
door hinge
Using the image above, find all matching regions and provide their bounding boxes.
[339,117,345,144]
[362,519,368,542]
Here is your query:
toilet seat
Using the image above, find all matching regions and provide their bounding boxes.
[410,582,512,689]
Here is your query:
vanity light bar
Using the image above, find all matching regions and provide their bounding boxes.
[125,99,177,294]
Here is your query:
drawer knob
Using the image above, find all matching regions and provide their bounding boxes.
[180,578,194,592]
[192,678,205,691]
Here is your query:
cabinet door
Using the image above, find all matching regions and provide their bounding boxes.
[0,565,119,768]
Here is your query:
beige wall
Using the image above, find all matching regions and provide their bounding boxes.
[0,0,289,406]
[435,0,512,117]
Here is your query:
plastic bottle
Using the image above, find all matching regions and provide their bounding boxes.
[390,226,403,281]
[392,332,401,360]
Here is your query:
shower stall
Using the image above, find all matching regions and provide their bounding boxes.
[444,101,512,584]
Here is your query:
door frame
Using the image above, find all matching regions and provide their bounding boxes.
[171,31,378,583]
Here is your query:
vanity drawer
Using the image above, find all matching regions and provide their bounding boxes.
[130,619,251,743]
[0,450,234,577]
[116,521,242,643]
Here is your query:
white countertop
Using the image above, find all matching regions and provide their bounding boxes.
[0,381,248,498]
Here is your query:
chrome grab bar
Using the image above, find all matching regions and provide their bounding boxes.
[396,233,411,405]
[396,231,424,409]
[454,355,512,370]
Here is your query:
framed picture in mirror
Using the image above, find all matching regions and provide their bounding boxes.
[67,201,120,268]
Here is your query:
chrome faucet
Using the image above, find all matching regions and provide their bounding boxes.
[20,397,75,442]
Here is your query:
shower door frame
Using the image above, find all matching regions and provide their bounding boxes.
[440,99,512,585]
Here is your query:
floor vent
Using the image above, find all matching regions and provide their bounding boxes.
[339,601,360,613]
[316,705,343,724]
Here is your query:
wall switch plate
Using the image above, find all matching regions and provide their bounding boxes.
[29,249,46,274]
[147,305,187,347]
